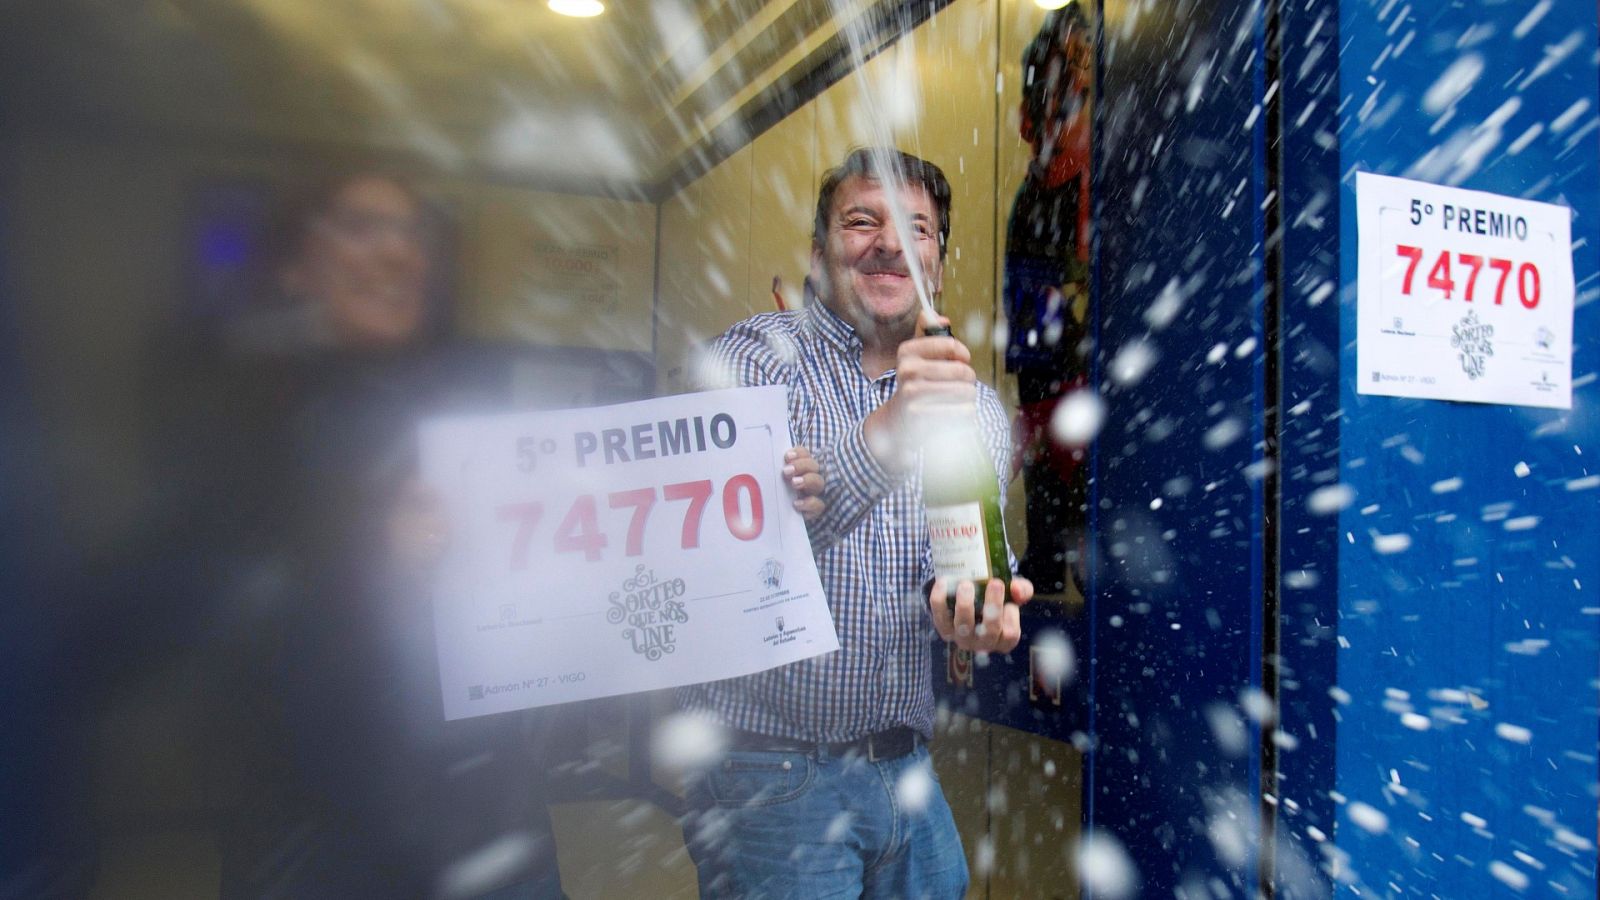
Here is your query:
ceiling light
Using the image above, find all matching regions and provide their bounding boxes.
[1034,0,1074,9]
[549,0,604,16]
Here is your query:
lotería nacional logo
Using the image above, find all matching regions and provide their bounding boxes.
[1450,310,1495,380]
[606,564,689,662]
[759,558,784,590]
[762,614,805,646]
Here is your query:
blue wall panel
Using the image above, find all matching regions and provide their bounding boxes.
[1334,1,1600,896]
[933,3,1598,897]
[1088,0,1272,893]
[1275,0,1346,896]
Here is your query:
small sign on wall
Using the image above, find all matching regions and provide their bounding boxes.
[463,190,657,352]
[528,241,621,312]
[1355,171,1574,409]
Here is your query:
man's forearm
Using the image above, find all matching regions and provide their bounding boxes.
[806,416,905,550]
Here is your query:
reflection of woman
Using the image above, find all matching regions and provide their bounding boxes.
[224,172,564,899]
[1004,7,1094,594]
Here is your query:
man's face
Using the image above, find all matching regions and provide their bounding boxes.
[811,174,944,339]
[287,176,429,348]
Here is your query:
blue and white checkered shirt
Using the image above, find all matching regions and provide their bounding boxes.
[678,301,1013,741]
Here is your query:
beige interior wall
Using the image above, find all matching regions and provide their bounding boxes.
[654,143,755,394]
[985,722,1083,898]
[902,0,1001,384]
[455,186,657,353]
[748,103,818,313]
[930,713,1084,900]
[653,105,815,397]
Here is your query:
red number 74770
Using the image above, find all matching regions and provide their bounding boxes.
[497,475,765,568]
[1394,245,1540,308]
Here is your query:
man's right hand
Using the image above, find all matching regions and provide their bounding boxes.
[863,330,979,472]
[928,576,1031,654]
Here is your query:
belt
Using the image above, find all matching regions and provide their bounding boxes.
[726,726,922,762]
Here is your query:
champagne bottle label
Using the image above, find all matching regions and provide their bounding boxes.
[927,501,993,582]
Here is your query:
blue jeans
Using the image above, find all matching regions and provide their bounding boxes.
[682,743,968,899]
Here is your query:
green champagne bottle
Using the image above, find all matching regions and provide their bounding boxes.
[920,324,1011,620]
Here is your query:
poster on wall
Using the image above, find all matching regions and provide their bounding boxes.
[524,241,621,314]
[1355,171,1574,409]
[464,192,657,353]
[418,386,839,719]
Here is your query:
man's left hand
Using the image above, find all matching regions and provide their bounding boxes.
[783,446,825,521]
[928,576,1033,654]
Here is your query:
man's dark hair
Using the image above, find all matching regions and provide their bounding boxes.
[812,148,952,259]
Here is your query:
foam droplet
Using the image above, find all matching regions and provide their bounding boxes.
[1077,830,1139,899]
[650,712,728,775]
[1373,532,1412,555]
[1109,339,1158,386]
[1203,417,1244,450]
[1348,802,1389,834]
[1495,722,1532,744]
[1307,484,1355,514]
[436,831,542,900]
[1488,860,1530,891]
[895,762,934,812]
[1032,630,1076,686]
[1422,53,1485,114]
[1051,390,1106,447]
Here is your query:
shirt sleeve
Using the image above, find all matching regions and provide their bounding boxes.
[806,418,901,551]
[700,317,902,551]
[696,319,788,391]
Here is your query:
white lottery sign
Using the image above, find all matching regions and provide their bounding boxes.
[419,386,839,719]
[1356,171,1574,409]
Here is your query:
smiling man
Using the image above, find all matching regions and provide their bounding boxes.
[680,147,1033,899]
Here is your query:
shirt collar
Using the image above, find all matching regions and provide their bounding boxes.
[805,299,861,354]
